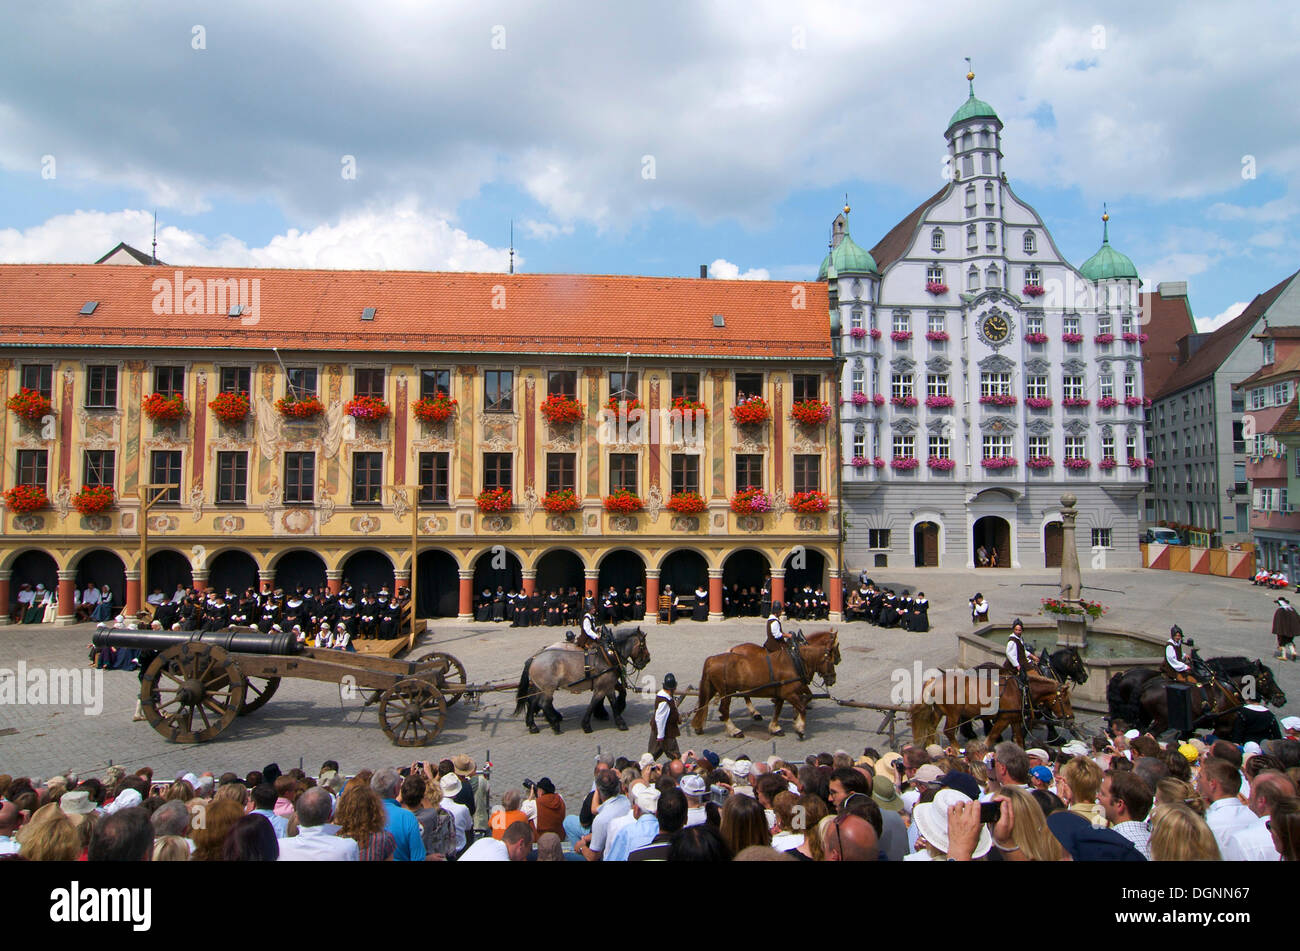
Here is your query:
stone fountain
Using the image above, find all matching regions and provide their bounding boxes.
[1055,493,1088,648]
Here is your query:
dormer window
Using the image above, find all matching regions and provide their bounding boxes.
[931,229,945,253]
[1023,232,1037,254]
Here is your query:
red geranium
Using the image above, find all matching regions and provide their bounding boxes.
[542,489,579,513]
[7,387,52,422]
[666,491,707,514]
[730,487,771,514]
[540,393,584,425]
[143,392,187,422]
[790,399,832,426]
[731,396,771,425]
[603,488,644,514]
[276,395,325,418]
[345,395,390,421]
[671,396,708,418]
[413,393,457,423]
[789,491,829,513]
[3,485,48,513]
[605,396,643,412]
[476,488,512,513]
[72,485,115,515]
[208,391,250,424]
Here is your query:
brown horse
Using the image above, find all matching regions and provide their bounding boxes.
[690,631,841,740]
[910,670,1073,747]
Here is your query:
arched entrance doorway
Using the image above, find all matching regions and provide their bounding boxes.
[416,549,460,618]
[722,549,769,616]
[74,549,127,609]
[8,550,57,619]
[147,549,193,599]
[472,548,522,597]
[973,517,1011,568]
[209,550,259,596]
[914,522,940,567]
[341,550,395,596]
[597,550,646,598]
[659,549,708,601]
[1044,522,1064,569]
[535,549,586,597]
[274,550,327,593]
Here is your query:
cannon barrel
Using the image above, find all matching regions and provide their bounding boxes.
[91,627,301,656]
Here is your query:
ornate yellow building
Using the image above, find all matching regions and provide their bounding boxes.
[0,265,843,623]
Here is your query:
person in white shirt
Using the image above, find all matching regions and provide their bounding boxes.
[763,610,788,652]
[438,773,473,854]
[680,775,708,827]
[1162,626,1196,684]
[459,820,533,861]
[146,588,167,606]
[1222,771,1296,861]
[970,592,990,623]
[1198,756,1257,854]
[576,770,630,860]
[276,788,358,861]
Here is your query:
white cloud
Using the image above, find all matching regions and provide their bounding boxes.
[0,200,515,272]
[1197,302,1248,334]
[708,258,770,280]
[518,218,575,241]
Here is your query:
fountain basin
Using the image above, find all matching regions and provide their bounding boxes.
[958,623,1165,710]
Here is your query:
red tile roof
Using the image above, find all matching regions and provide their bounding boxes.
[1267,395,1300,437]
[1236,346,1300,388]
[0,265,832,359]
[1154,271,1298,400]
[869,186,949,272]
[1139,286,1197,399]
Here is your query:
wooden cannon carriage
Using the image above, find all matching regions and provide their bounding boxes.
[91,628,469,747]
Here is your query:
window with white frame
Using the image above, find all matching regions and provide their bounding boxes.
[1250,387,1267,410]
[1258,487,1275,511]
[1125,374,1137,398]
[985,223,997,250]
[1023,232,1037,254]
[1253,434,1268,457]
[926,265,944,285]
[1063,376,1084,400]
[1121,314,1134,335]
[927,374,949,397]
[928,435,950,459]
[892,434,915,459]
[1126,433,1138,458]
[1027,375,1049,399]
[1264,340,1275,364]
[1065,435,1086,460]
[1100,375,1114,399]
[967,224,977,251]
[986,264,1000,289]
[1274,381,1292,405]
[1028,435,1050,459]
[980,372,1012,397]
[1063,314,1081,336]
[1026,315,1044,336]
[852,432,866,459]
[1101,434,1116,461]
[850,307,863,330]
[931,229,945,252]
[1098,314,1112,335]
[891,373,914,399]
[984,182,995,213]
[893,312,910,335]
[1091,528,1113,548]
[1025,267,1041,288]
[965,187,976,218]
[982,435,1013,459]
[967,266,979,291]
[928,312,945,335]
[851,367,865,395]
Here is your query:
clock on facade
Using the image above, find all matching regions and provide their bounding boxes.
[978,311,1014,349]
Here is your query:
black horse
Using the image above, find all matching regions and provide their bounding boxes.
[1107,656,1287,737]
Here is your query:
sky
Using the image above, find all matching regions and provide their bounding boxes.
[0,1,1296,333]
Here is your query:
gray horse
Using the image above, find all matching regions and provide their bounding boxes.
[514,627,650,734]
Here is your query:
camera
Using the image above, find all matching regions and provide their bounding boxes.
[708,785,730,806]
[522,779,536,790]
[979,800,1002,824]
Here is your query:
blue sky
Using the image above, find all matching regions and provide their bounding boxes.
[1,1,1297,330]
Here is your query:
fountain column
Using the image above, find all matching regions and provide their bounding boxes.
[1057,493,1088,647]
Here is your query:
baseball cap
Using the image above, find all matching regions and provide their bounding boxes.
[913,764,944,785]
[680,775,706,797]
[1030,765,1054,784]
[1026,748,1050,763]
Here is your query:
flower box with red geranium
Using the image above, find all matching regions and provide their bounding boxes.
[1126,456,1145,470]
[671,396,708,419]
[476,488,512,513]
[7,388,52,423]
[789,491,829,514]
[790,399,832,426]
[1027,457,1054,470]
[731,396,771,425]
[1062,397,1091,408]
[1122,333,1138,344]
[72,485,115,516]
[1094,333,1115,345]
[1026,397,1053,409]
[850,327,867,339]
[540,393,584,425]
[1099,458,1118,470]
[605,395,643,413]
[1064,458,1091,470]
[541,489,579,513]
[3,485,48,513]
[143,393,187,422]
[1022,284,1046,298]
[981,457,1017,470]
[925,395,955,409]
[925,281,948,295]
[666,491,707,514]
[1144,457,1154,468]
[928,456,955,471]
[730,487,771,514]
[925,331,949,342]
[276,395,325,418]
[869,328,882,340]
[1024,333,1049,345]
[851,392,871,407]
[872,394,885,406]
[890,457,919,470]
[1143,398,1152,408]
[1042,597,1106,619]
[891,396,918,408]
[1097,396,1119,409]
[208,391,250,425]
[346,396,390,422]
[413,393,458,424]
[872,457,886,469]
[851,455,870,469]
[979,394,1017,407]
[1124,396,1142,409]
[604,489,644,514]
[1061,332,1084,344]
[891,331,913,343]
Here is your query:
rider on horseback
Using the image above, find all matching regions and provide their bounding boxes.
[572,608,618,682]
[763,606,807,683]
[1161,626,1202,687]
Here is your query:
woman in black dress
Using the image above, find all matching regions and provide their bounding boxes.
[692,584,709,621]
[909,591,931,632]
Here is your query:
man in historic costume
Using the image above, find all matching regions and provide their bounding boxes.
[491,586,507,622]
[691,584,709,621]
[600,587,618,624]
[1272,597,1300,662]
[1161,626,1198,685]
[763,608,789,652]
[1003,618,1038,693]
[377,590,399,640]
[649,674,681,761]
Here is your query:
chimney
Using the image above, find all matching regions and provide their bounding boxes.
[699,264,708,279]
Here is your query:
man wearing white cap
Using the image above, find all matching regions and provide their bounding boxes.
[604,786,660,861]
[680,775,708,827]
[438,773,472,855]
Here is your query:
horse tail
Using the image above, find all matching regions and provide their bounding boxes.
[909,702,938,749]
[513,658,534,716]
[1106,670,1138,728]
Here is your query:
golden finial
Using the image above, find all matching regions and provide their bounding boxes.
[965,57,975,92]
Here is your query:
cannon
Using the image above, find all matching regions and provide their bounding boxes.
[93,626,468,747]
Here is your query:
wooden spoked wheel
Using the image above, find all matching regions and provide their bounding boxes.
[417,652,468,706]
[140,642,246,743]
[378,678,447,747]
[238,677,281,715]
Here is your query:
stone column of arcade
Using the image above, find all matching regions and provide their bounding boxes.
[191,570,209,594]
[645,569,660,623]
[584,569,599,599]
[259,571,275,594]
[55,569,78,625]
[457,569,474,621]
[521,570,536,597]
[708,568,724,621]
[123,569,141,618]
[829,571,843,623]
[326,570,343,595]
[770,568,786,616]
[0,571,10,626]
